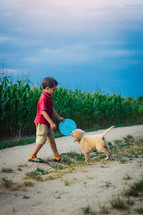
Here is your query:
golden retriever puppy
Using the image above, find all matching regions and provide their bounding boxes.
[71,126,114,162]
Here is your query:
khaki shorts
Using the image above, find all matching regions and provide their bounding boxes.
[36,124,55,144]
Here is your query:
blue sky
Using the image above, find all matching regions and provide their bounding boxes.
[0,0,143,97]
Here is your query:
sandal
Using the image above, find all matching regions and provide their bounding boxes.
[28,155,43,163]
[53,155,61,162]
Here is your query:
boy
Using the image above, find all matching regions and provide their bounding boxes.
[28,77,64,163]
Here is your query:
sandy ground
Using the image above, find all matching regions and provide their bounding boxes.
[0,125,143,215]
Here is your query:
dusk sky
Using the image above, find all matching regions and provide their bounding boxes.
[0,0,143,97]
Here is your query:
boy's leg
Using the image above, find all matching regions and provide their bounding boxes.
[47,128,61,159]
[49,142,60,157]
[29,144,43,162]
[29,124,47,159]
[31,144,43,157]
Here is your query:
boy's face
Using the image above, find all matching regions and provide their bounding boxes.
[45,85,57,95]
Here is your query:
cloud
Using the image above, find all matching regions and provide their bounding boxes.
[21,40,138,67]
[106,49,137,57]
[0,68,24,75]
[1,0,142,37]
[0,35,10,43]
[23,57,44,63]
[23,49,86,65]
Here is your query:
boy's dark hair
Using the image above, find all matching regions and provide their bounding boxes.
[42,77,58,89]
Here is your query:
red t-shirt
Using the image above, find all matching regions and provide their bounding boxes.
[34,91,53,127]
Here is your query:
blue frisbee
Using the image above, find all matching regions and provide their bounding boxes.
[59,119,77,136]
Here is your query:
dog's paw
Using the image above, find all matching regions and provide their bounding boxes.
[105,157,110,160]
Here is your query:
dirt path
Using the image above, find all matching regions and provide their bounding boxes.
[0,125,143,215]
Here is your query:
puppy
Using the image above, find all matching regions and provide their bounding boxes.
[71,126,114,162]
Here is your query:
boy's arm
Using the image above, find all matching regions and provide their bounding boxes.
[53,108,64,121]
[42,110,56,130]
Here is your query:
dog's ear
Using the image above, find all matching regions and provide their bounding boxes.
[74,136,82,142]
[74,131,84,142]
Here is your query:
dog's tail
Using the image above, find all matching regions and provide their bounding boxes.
[101,126,114,138]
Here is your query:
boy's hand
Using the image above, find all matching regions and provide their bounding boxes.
[58,117,64,122]
[50,122,57,130]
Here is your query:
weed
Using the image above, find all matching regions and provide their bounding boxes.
[2,168,13,173]
[100,160,107,165]
[105,181,112,188]
[125,198,134,205]
[110,195,126,209]
[134,208,143,214]
[23,195,30,199]
[26,174,42,181]
[86,176,94,180]
[101,165,108,168]
[18,164,28,168]
[82,205,96,215]
[24,181,34,187]
[98,202,108,213]
[119,159,127,164]
[62,152,85,163]
[25,167,49,181]
[110,137,143,161]
[46,175,54,180]
[17,164,28,171]
[124,178,143,196]
[35,167,49,175]
[114,139,123,145]
[51,164,65,170]
[1,177,13,188]
[64,178,77,186]
[17,167,22,171]
[123,173,132,180]
[64,180,70,186]
[123,135,134,144]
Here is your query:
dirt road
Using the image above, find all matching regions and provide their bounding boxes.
[0,125,143,215]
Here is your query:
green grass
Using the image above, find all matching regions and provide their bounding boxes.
[1,177,13,188]
[2,168,13,173]
[0,137,36,150]
[61,152,85,163]
[110,136,143,159]
[124,179,143,196]
[24,181,34,187]
[0,132,62,150]
[50,164,65,170]
[25,167,50,181]
[64,178,77,186]
[105,181,112,187]
[82,205,96,215]
[96,177,143,214]
[134,208,143,214]
[110,195,126,209]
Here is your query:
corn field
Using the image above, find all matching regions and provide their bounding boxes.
[0,76,143,139]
